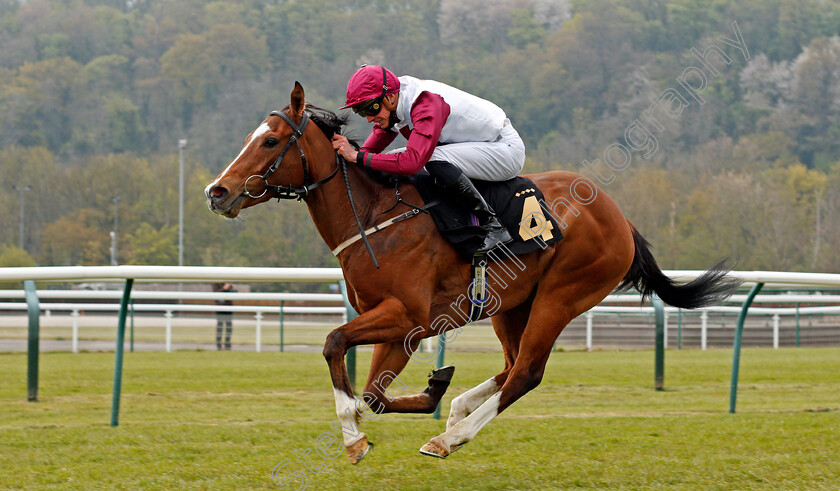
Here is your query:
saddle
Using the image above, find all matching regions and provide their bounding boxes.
[331,169,562,322]
[408,173,563,260]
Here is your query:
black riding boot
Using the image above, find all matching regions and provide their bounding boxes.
[425,160,512,254]
[448,174,512,253]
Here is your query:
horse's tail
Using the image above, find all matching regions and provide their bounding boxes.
[617,224,741,309]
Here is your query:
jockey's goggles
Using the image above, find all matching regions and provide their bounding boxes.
[352,97,384,117]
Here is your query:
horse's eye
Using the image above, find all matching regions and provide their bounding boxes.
[264,137,279,148]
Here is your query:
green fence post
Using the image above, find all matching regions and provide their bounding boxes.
[795,303,800,347]
[337,281,357,392]
[24,280,39,402]
[130,300,135,353]
[432,334,446,420]
[279,300,285,353]
[729,282,763,414]
[652,294,665,391]
[111,278,134,427]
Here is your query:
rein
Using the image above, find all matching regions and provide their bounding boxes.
[341,156,380,269]
[245,108,436,269]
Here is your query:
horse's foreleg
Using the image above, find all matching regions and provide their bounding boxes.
[361,341,455,415]
[323,336,367,464]
[322,297,424,464]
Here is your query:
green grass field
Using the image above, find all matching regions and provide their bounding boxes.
[1,347,838,490]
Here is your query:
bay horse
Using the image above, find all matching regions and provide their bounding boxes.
[205,83,738,463]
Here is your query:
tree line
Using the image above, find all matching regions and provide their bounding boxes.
[1,0,840,278]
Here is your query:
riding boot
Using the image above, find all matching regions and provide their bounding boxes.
[425,160,512,254]
[448,174,512,253]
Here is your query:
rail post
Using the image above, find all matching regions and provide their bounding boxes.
[71,309,80,354]
[279,300,285,352]
[772,313,780,349]
[585,312,594,351]
[432,334,446,420]
[24,280,39,402]
[795,303,800,347]
[337,281,357,391]
[111,278,134,426]
[255,312,263,352]
[164,311,173,353]
[729,282,763,414]
[652,294,665,391]
[700,311,708,351]
[677,308,683,350]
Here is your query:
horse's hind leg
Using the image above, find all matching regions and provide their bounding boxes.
[421,270,617,458]
[420,261,625,458]
[421,305,566,458]
[446,298,532,431]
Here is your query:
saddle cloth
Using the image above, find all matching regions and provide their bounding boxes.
[408,174,563,260]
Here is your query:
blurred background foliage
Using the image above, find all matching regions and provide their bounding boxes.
[1,0,840,276]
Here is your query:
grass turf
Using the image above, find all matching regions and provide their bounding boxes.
[0,347,838,489]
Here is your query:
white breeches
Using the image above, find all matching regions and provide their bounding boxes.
[390,119,526,181]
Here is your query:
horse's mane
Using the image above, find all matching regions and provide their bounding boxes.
[304,104,350,141]
[274,103,349,140]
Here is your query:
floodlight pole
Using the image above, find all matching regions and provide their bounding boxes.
[12,185,32,251]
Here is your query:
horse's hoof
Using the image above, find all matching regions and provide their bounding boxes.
[429,365,455,383]
[346,434,369,464]
[419,437,450,459]
[423,365,456,398]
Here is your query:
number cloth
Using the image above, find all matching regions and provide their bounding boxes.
[408,174,563,259]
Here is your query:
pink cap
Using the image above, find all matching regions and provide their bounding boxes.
[340,65,400,109]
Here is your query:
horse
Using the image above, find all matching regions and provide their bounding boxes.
[205,83,739,464]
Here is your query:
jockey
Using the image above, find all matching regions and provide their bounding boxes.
[331,64,526,254]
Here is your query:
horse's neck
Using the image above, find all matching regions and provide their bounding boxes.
[304,160,387,253]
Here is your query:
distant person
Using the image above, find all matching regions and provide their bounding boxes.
[213,282,237,350]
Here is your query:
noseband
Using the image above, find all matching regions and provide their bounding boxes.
[243,110,339,200]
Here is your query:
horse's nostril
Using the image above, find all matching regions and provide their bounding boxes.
[210,186,228,201]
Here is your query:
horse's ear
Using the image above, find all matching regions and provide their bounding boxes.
[290,81,305,118]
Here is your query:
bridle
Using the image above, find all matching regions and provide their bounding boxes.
[243,110,339,201]
[240,107,391,269]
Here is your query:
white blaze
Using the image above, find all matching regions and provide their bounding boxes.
[205,122,272,195]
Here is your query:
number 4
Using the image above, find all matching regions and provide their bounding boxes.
[518,195,554,242]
